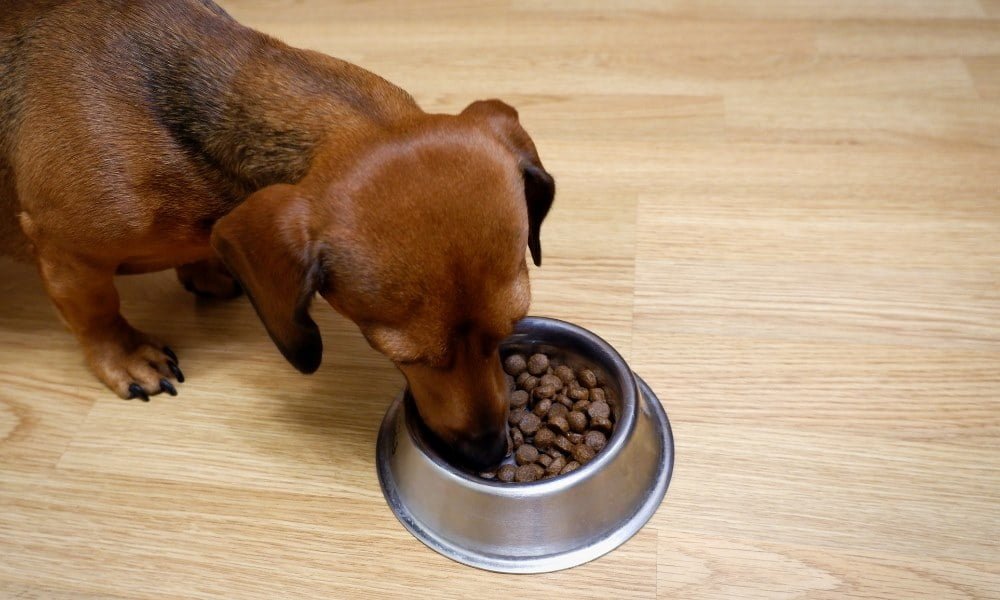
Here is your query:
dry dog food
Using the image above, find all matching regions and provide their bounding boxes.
[481,352,617,482]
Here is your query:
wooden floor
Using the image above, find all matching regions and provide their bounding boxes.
[2,1,999,598]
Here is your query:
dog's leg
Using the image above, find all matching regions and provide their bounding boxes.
[35,251,184,400]
[176,256,242,299]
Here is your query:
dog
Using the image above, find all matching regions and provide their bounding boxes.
[0,0,554,469]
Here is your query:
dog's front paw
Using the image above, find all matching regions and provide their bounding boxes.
[83,328,185,401]
[176,258,242,299]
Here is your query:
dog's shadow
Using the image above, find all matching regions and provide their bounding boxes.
[0,257,401,466]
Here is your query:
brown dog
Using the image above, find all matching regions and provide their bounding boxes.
[0,0,553,468]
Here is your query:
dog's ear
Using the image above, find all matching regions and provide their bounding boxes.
[463,99,555,266]
[210,184,324,373]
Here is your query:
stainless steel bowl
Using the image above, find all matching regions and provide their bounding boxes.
[375,316,674,573]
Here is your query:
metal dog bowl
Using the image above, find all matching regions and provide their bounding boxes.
[375,316,674,573]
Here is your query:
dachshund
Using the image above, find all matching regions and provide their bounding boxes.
[0,0,554,469]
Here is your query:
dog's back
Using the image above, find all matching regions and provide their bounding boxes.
[0,1,39,258]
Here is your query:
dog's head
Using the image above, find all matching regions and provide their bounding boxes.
[211,100,553,469]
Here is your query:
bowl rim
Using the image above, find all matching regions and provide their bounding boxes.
[401,315,640,496]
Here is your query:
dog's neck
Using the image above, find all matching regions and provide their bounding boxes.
[149,36,419,198]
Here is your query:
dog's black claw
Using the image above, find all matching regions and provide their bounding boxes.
[163,346,178,364]
[160,378,177,396]
[128,383,149,402]
[168,361,185,383]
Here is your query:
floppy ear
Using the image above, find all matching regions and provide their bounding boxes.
[210,184,325,373]
[463,99,555,266]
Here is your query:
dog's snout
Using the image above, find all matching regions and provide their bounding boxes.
[452,424,510,471]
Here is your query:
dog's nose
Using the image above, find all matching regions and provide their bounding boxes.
[452,424,509,471]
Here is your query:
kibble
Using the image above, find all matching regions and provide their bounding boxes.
[571,443,596,464]
[540,373,563,391]
[511,427,524,448]
[527,353,549,376]
[590,416,613,433]
[521,375,540,392]
[534,427,556,449]
[587,401,611,420]
[515,443,539,465]
[478,351,618,482]
[533,384,556,400]
[567,410,588,433]
[584,430,607,452]
[548,402,570,420]
[514,464,539,482]
[497,464,517,482]
[518,412,541,435]
[548,415,570,434]
[554,365,575,385]
[578,368,598,388]
[560,460,581,475]
[533,397,552,416]
[504,354,527,376]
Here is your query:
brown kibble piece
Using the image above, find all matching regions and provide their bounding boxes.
[578,368,598,388]
[533,384,556,400]
[590,415,613,433]
[538,454,553,468]
[532,463,545,479]
[514,464,539,482]
[527,353,549,376]
[587,401,611,420]
[567,432,584,445]
[521,375,540,392]
[516,371,532,387]
[546,447,564,459]
[497,464,517,482]
[554,434,573,454]
[568,385,589,401]
[534,427,556,449]
[508,408,527,426]
[548,415,569,434]
[546,455,566,476]
[533,397,552,416]
[554,365,575,385]
[567,410,588,433]
[511,427,524,448]
[504,354,527,376]
[560,460,581,475]
[518,412,541,435]
[572,443,596,464]
[510,390,529,408]
[515,444,539,465]
[505,374,516,391]
[555,394,573,408]
[548,402,569,420]
[572,399,591,413]
[540,373,563,391]
[584,430,607,452]
[589,387,606,403]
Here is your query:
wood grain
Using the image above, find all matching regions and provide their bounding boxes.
[1,1,998,598]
